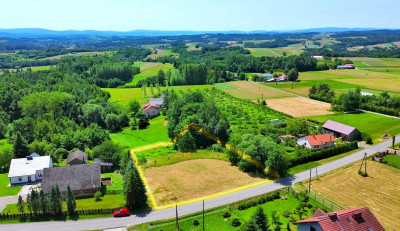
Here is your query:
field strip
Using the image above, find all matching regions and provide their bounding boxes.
[129,123,279,210]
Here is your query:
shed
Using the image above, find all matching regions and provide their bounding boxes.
[322,120,361,141]
[66,150,88,165]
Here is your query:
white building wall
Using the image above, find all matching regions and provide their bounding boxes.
[10,175,36,185]
[297,137,311,149]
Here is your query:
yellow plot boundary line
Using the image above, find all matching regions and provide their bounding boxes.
[129,123,280,210]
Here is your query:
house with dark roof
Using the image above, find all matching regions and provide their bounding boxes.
[94,158,113,173]
[42,164,101,197]
[66,150,88,165]
[322,120,361,141]
[294,207,385,231]
[297,133,335,150]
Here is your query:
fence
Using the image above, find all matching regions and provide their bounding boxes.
[0,208,119,220]
[104,189,123,195]
[287,186,343,211]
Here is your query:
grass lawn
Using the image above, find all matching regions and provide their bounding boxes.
[0,173,21,197]
[125,63,174,86]
[101,172,123,191]
[306,112,400,143]
[383,155,400,168]
[0,213,110,224]
[110,116,169,149]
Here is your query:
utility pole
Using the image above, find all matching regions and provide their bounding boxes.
[176,204,179,230]
[308,169,311,194]
[316,166,318,180]
[393,135,396,149]
[365,153,367,175]
[203,200,205,231]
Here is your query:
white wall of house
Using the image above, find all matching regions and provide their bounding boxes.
[10,175,36,185]
[297,137,311,148]
[297,223,323,231]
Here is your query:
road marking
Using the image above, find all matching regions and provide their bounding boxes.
[129,123,279,210]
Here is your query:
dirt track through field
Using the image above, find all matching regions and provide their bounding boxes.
[311,161,400,231]
[266,97,333,117]
[145,159,265,206]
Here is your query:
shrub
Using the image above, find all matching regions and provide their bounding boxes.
[282,210,291,218]
[94,191,102,201]
[223,212,231,218]
[138,156,147,164]
[231,218,241,227]
[238,191,280,210]
[193,220,199,226]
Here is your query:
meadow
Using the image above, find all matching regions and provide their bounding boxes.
[125,63,174,86]
[306,112,400,143]
[245,46,303,57]
[383,155,400,169]
[310,160,400,231]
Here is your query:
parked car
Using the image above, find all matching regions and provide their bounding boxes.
[113,208,130,217]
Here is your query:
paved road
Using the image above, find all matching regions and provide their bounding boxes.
[1,136,398,231]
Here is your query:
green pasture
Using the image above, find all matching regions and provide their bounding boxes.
[132,62,148,68]
[306,112,400,143]
[214,82,239,90]
[110,116,169,149]
[383,155,400,169]
[125,63,174,86]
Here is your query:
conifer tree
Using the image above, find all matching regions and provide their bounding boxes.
[39,190,48,214]
[66,185,76,214]
[13,132,29,158]
[252,207,269,231]
[123,160,147,210]
[17,195,24,214]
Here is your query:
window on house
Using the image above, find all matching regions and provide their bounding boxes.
[367,228,373,231]
[18,177,22,181]
[310,227,316,231]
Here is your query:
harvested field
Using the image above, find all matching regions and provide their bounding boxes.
[266,97,333,117]
[226,81,294,99]
[335,78,400,93]
[310,161,400,231]
[145,159,265,205]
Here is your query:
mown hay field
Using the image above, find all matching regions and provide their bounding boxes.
[145,159,265,206]
[218,81,294,99]
[310,161,400,231]
[266,97,333,117]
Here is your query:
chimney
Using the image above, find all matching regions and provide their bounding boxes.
[352,210,363,219]
[328,212,338,220]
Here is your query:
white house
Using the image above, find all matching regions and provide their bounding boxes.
[8,156,53,185]
[297,134,335,150]
[360,92,374,97]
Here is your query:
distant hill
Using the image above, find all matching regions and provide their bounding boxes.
[0,27,390,38]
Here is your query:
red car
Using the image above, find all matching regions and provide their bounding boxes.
[113,208,131,217]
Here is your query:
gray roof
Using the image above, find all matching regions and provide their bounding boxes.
[148,97,164,106]
[94,158,113,167]
[41,164,101,194]
[8,156,52,178]
[66,150,88,164]
[322,120,357,136]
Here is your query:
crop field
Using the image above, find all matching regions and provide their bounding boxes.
[144,159,265,205]
[110,116,169,149]
[306,112,400,143]
[218,81,294,99]
[246,46,302,57]
[266,97,333,117]
[125,63,174,86]
[335,78,400,93]
[310,160,400,231]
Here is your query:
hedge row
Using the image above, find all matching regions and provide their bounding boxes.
[289,141,358,167]
[238,191,280,210]
[361,103,399,117]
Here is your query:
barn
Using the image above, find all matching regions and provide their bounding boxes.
[322,120,361,141]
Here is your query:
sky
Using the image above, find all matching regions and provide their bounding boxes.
[1,0,399,31]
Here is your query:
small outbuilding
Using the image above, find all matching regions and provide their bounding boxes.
[42,164,101,197]
[322,120,361,141]
[66,150,88,165]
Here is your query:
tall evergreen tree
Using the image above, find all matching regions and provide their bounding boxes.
[66,185,76,214]
[13,132,29,158]
[240,219,261,231]
[252,207,269,231]
[39,190,48,214]
[17,195,24,214]
[123,160,147,210]
[50,185,63,214]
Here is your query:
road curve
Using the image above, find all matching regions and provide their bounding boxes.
[1,136,398,231]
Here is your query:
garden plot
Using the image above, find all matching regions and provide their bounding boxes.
[310,160,400,231]
[266,97,333,117]
[144,159,265,206]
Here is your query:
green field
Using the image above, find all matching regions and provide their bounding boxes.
[110,116,169,149]
[132,62,148,68]
[101,172,123,191]
[246,46,302,57]
[383,155,400,168]
[306,112,400,143]
[125,63,174,86]
[0,173,22,197]
[130,192,326,231]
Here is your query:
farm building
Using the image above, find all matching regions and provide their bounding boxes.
[66,150,88,165]
[262,73,274,81]
[142,95,165,117]
[322,120,361,141]
[8,155,53,185]
[337,63,355,69]
[94,158,113,173]
[295,207,385,231]
[42,164,101,197]
[275,74,288,82]
[297,133,335,150]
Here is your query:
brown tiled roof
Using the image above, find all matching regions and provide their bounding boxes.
[41,164,101,194]
[295,207,385,231]
[306,134,334,146]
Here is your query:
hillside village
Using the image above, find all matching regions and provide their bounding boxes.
[0,7,400,231]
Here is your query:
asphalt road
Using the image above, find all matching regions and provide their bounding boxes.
[1,136,398,231]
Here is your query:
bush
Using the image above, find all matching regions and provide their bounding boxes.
[94,191,102,201]
[231,218,241,227]
[223,212,231,218]
[282,210,292,218]
[138,156,147,164]
[238,191,280,210]
[193,220,199,226]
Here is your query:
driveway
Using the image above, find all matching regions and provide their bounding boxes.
[0,135,398,231]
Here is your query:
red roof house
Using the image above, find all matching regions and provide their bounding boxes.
[295,207,385,231]
[297,133,335,150]
[141,102,160,117]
